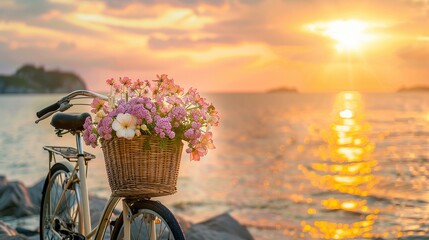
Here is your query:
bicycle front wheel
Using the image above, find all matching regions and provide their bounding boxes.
[40,162,82,239]
[111,200,186,240]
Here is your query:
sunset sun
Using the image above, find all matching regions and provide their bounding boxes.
[307,19,374,52]
[324,20,370,52]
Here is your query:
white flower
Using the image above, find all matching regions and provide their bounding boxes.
[112,113,137,139]
[140,124,149,132]
[94,110,105,123]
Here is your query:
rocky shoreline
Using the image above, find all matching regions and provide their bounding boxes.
[0,176,254,240]
[0,175,111,239]
[0,175,41,239]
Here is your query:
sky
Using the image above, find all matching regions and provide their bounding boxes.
[0,0,428,93]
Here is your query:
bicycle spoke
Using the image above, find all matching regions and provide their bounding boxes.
[137,217,144,239]
[72,202,79,225]
[144,216,151,239]
[113,205,185,240]
[64,189,74,225]
[159,222,168,239]
[53,178,60,213]
[41,164,82,240]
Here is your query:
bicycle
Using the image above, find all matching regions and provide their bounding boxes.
[35,90,186,240]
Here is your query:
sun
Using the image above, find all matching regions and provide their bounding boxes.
[324,20,370,52]
[307,19,373,52]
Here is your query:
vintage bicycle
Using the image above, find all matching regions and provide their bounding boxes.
[35,90,186,240]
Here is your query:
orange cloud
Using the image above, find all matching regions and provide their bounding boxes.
[0,0,428,92]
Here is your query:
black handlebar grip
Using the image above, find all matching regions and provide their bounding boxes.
[36,102,61,118]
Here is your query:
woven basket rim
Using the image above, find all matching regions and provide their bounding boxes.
[100,135,183,145]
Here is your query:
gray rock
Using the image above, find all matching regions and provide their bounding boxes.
[0,236,28,240]
[0,221,28,239]
[0,221,18,236]
[185,213,254,240]
[89,194,120,228]
[15,227,38,237]
[1,176,255,240]
[27,179,44,214]
[0,177,36,217]
[176,215,192,232]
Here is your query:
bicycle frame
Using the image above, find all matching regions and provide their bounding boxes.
[47,132,131,240]
[38,90,162,240]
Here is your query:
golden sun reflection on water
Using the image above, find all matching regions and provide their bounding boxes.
[300,92,384,239]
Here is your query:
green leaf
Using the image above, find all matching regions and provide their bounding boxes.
[160,138,168,148]
[143,137,151,151]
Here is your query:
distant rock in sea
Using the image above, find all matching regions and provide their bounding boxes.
[0,64,86,94]
[397,86,429,92]
[266,86,298,93]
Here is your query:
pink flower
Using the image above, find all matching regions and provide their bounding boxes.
[207,108,220,127]
[188,132,215,161]
[120,77,132,87]
[131,79,144,91]
[88,134,97,148]
[190,149,202,161]
[83,117,98,148]
[84,75,219,161]
[106,78,114,86]
[113,83,122,94]
[90,98,105,114]
[200,132,216,150]
[167,96,183,105]
[156,74,169,82]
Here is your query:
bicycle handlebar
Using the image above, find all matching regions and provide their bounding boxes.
[36,102,61,118]
[59,90,109,102]
[35,90,109,123]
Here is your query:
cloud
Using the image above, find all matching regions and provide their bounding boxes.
[56,41,76,50]
[100,0,253,9]
[70,6,214,31]
[0,0,75,22]
[397,41,429,66]
[148,36,236,49]
[0,0,429,92]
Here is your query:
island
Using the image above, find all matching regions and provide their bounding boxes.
[0,64,87,93]
[397,86,429,92]
[266,86,298,93]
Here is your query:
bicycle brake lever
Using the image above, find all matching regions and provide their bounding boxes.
[59,102,72,112]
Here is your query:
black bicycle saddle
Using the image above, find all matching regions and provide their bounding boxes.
[50,112,91,131]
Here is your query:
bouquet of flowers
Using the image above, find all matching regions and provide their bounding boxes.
[83,74,219,161]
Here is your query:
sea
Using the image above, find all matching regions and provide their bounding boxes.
[1,92,429,239]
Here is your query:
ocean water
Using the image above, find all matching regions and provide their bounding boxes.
[1,92,429,239]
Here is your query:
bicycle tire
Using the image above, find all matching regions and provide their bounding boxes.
[40,162,82,239]
[111,200,186,240]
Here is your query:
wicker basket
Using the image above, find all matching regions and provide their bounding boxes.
[100,136,183,198]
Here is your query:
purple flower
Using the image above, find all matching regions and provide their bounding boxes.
[184,128,201,141]
[169,106,186,121]
[191,122,201,129]
[184,129,194,139]
[97,116,113,140]
[83,117,98,148]
[154,117,174,139]
[82,76,219,161]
